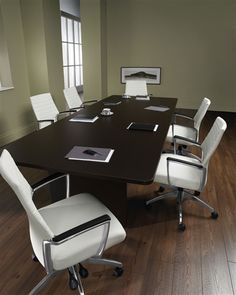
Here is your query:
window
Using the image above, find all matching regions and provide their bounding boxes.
[61,13,83,89]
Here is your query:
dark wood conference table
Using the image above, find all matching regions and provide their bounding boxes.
[4,95,177,226]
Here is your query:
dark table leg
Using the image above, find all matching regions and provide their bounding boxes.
[70,176,128,227]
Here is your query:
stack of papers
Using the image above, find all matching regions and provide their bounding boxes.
[70,113,99,123]
[127,122,158,132]
[65,146,114,163]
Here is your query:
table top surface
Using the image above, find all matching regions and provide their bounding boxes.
[4,95,177,184]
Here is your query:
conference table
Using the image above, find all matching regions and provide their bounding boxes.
[4,95,177,226]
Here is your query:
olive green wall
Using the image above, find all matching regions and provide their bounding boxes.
[105,0,236,111]
[0,5,12,88]
[0,0,65,146]
[0,0,33,145]
[80,0,236,111]
[43,0,65,110]
[21,0,49,95]
[80,0,105,100]
[100,0,108,98]
[0,0,235,147]
[21,0,65,109]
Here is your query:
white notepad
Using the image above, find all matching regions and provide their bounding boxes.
[65,146,114,163]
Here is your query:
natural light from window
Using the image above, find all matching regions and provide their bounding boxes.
[61,15,83,88]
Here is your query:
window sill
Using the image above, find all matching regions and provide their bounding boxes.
[0,86,14,92]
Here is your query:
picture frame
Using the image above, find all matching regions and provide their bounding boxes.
[120,67,161,85]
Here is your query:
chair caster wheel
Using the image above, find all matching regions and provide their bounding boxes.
[158,186,165,193]
[113,267,124,277]
[211,211,218,219]
[69,277,78,290]
[145,202,151,209]
[32,254,38,262]
[79,264,89,278]
[178,223,186,231]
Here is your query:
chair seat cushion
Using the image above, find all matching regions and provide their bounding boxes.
[166,124,197,143]
[30,193,126,271]
[155,153,205,191]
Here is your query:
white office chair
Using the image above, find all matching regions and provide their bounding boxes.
[146,117,227,231]
[124,79,148,96]
[30,93,72,129]
[0,149,126,294]
[63,87,97,111]
[166,97,211,148]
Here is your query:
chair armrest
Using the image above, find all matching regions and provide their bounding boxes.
[31,172,67,192]
[172,113,194,125]
[58,110,74,115]
[173,135,203,159]
[82,99,98,105]
[167,157,203,169]
[42,214,111,273]
[38,119,54,123]
[56,110,76,120]
[170,123,198,136]
[173,135,200,146]
[173,113,194,121]
[59,110,74,114]
[166,157,206,191]
[52,214,111,243]
[70,106,84,111]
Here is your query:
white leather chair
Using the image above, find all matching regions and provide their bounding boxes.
[166,97,211,148]
[0,149,126,295]
[124,79,148,96]
[30,93,72,129]
[63,87,97,111]
[146,117,227,231]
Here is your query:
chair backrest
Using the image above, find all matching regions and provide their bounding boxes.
[63,86,83,109]
[201,117,227,167]
[30,93,59,129]
[124,80,148,96]
[0,149,53,239]
[193,97,211,131]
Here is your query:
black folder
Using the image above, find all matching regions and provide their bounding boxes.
[127,122,158,132]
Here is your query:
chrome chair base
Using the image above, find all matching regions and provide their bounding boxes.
[28,257,123,295]
[28,272,57,295]
[146,187,218,231]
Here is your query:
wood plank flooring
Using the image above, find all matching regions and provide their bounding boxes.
[0,111,235,295]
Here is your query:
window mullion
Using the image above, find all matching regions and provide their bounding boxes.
[66,18,70,87]
[73,20,76,87]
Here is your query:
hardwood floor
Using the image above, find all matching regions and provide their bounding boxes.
[0,111,235,295]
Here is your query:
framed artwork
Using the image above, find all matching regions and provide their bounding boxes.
[120,67,161,84]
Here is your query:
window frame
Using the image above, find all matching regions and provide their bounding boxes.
[61,11,83,89]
